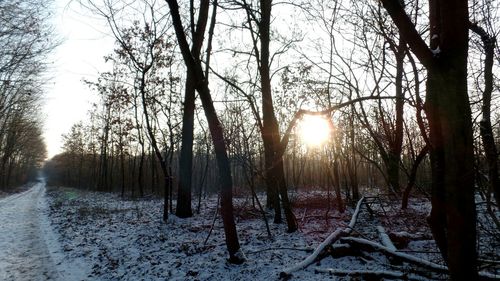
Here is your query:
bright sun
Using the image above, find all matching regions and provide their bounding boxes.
[298,115,332,147]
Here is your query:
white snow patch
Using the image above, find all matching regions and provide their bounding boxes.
[41,188,499,280]
[37,179,90,280]
[0,183,56,280]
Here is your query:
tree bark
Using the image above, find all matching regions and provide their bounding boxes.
[166,0,243,263]
[380,0,478,280]
[259,0,297,232]
[348,107,360,200]
[176,71,196,218]
[176,0,210,218]
[386,36,406,193]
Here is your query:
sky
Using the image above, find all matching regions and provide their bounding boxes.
[43,0,114,158]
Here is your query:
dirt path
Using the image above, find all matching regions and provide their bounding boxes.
[0,181,61,281]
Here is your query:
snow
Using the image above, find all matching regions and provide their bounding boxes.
[376,225,396,251]
[0,180,87,281]
[45,187,322,280]
[2,184,498,280]
[342,236,448,271]
[342,237,499,280]
[37,181,90,280]
[348,196,364,228]
[281,197,366,276]
[313,267,428,281]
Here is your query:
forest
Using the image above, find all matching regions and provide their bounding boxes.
[0,0,499,280]
[0,0,49,190]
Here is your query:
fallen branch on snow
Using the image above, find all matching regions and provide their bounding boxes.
[279,197,365,278]
[388,231,432,248]
[377,225,396,251]
[313,267,426,280]
[249,247,314,254]
[342,236,448,272]
[478,259,500,265]
[341,237,500,280]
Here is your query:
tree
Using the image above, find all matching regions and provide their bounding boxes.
[83,0,181,219]
[0,0,53,189]
[166,0,245,264]
[380,0,478,279]
[322,1,411,195]
[176,0,213,218]
[221,0,298,232]
[469,9,499,206]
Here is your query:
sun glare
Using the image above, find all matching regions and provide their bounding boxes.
[298,115,332,147]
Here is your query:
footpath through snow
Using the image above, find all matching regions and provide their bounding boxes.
[0,180,87,281]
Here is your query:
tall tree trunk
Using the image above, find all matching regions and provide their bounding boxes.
[176,74,195,217]
[380,0,478,279]
[263,137,282,222]
[120,148,125,197]
[150,146,156,194]
[166,0,243,263]
[139,70,171,220]
[427,3,477,279]
[348,107,360,200]
[386,36,406,194]
[99,110,110,192]
[259,0,297,232]
[176,0,210,218]
[109,148,114,192]
[138,143,145,197]
[385,153,400,194]
[332,159,344,212]
[426,64,477,280]
[259,0,281,221]
[130,153,136,197]
[276,156,297,231]
[133,94,145,197]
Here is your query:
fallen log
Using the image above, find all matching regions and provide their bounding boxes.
[279,197,365,278]
[388,231,432,248]
[377,225,396,251]
[342,236,448,272]
[249,247,314,254]
[314,267,426,280]
[342,237,500,280]
[377,225,402,266]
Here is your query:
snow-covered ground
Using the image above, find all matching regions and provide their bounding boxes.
[1,183,498,280]
[0,180,87,281]
[46,188,323,280]
[44,186,500,281]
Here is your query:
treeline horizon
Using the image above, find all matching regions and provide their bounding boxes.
[43,129,434,199]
